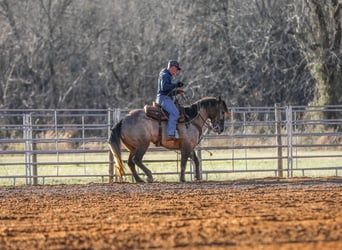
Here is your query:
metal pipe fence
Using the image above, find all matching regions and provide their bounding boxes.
[0,105,341,185]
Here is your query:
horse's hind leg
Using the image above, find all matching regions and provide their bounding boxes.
[133,147,153,183]
[128,152,145,183]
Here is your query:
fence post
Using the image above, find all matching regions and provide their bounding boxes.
[196,148,202,180]
[32,138,38,185]
[109,151,114,183]
[31,115,38,185]
[108,108,122,183]
[286,106,293,177]
[108,109,114,183]
[23,113,32,185]
[275,104,283,177]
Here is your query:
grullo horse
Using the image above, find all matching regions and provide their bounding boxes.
[108,96,229,182]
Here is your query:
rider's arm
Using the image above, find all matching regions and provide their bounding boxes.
[160,74,177,92]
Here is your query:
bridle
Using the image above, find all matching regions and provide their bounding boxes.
[196,99,226,133]
[212,100,226,133]
[198,112,212,129]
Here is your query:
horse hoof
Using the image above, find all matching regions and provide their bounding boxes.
[147,177,154,183]
[134,177,145,183]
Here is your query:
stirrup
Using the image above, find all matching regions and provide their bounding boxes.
[175,130,179,139]
[167,130,179,140]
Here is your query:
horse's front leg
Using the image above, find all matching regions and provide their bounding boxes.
[190,150,201,181]
[180,158,187,182]
[180,149,191,182]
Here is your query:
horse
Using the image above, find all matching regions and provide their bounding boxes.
[108,96,229,182]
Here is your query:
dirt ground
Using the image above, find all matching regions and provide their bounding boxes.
[0,178,341,250]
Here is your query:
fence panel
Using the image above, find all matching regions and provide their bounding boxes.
[0,106,341,185]
[197,105,342,180]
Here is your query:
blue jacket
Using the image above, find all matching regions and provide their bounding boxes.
[157,68,177,97]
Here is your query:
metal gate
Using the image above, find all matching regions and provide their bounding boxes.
[0,105,341,185]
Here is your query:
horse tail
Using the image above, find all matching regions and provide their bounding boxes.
[108,120,125,179]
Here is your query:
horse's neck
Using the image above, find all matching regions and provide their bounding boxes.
[192,108,209,131]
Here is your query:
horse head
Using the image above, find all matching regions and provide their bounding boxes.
[209,96,229,134]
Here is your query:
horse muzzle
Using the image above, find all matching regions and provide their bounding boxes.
[212,124,224,134]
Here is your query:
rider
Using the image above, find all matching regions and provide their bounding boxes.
[156,60,184,140]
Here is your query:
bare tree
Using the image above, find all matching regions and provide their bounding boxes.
[0,0,340,114]
[293,0,342,109]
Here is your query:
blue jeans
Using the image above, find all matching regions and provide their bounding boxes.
[156,95,179,136]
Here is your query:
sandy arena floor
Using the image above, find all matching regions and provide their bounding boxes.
[0,178,341,250]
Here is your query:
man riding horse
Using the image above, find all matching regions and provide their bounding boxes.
[108,60,229,183]
[155,60,184,140]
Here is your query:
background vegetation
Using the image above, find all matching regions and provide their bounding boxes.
[0,0,341,111]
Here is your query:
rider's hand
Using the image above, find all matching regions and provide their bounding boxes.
[177,81,184,87]
[177,89,185,96]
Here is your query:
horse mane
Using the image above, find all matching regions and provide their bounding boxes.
[184,97,218,119]
[194,96,218,107]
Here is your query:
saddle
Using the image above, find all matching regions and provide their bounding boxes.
[144,102,188,146]
[144,102,186,123]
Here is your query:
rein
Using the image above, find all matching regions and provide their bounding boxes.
[186,102,213,142]
[191,99,226,144]
[198,112,212,129]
